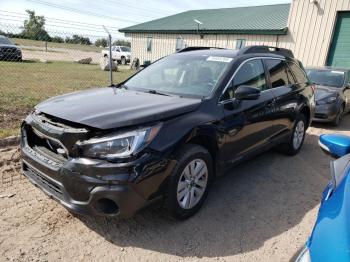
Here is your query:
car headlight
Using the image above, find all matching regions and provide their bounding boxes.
[296,247,311,262]
[77,124,162,159]
[317,95,337,105]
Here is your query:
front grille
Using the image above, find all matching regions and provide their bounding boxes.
[25,125,68,164]
[2,47,18,54]
[23,163,63,198]
[315,113,327,119]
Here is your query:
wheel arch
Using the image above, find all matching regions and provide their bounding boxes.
[300,105,311,129]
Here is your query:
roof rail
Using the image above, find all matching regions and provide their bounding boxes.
[177,46,224,53]
[239,46,294,58]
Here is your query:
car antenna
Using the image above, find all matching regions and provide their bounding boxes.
[102,25,117,92]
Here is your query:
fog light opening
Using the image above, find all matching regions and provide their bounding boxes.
[94,198,119,215]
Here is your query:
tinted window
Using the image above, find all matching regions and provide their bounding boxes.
[120,46,130,52]
[288,61,308,84]
[306,69,345,88]
[222,59,267,100]
[0,36,13,45]
[265,59,290,88]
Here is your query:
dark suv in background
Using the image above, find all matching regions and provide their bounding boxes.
[0,35,22,61]
[21,46,315,219]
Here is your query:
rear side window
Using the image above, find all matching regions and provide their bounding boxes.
[221,59,267,101]
[287,61,308,84]
[264,59,290,88]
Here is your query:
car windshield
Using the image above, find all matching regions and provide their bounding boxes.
[0,37,14,45]
[124,54,233,97]
[306,69,345,88]
[120,46,130,52]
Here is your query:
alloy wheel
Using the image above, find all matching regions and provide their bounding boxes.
[177,159,208,209]
[293,120,305,150]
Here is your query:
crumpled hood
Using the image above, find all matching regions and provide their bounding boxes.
[315,85,340,101]
[35,88,202,129]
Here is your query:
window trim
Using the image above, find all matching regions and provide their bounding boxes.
[218,57,280,104]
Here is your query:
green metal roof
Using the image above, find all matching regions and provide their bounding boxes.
[119,4,290,35]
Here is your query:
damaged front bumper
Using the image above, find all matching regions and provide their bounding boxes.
[20,113,172,217]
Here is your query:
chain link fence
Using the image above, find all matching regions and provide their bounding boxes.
[0,22,135,139]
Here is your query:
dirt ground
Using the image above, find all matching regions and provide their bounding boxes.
[21,46,102,64]
[1,116,350,262]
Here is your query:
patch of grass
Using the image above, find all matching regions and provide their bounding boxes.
[0,128,19,138]
[0,60,135,138]
[12,38,103,53]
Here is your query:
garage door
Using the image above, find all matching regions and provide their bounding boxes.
[327,12,350,68]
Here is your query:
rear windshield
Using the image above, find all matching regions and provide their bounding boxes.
[306,69,345,88]
[0,36,13,45]
[124,54,233,97]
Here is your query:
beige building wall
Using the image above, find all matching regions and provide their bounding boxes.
[127,0,350,67]
[279,0,350,67]
[127,33,278,64]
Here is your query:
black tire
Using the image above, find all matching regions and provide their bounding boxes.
[278,114,307,156]
[332,105,344,127]
[121,57,126,65]
[163,144,213,220]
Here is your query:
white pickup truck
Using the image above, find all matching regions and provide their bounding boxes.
[101,45,131,65]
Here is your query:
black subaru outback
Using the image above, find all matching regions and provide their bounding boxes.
[21,46,315,220]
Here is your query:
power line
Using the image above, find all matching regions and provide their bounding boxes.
[102,0,179,15]
[100,0,173,17]
[0,17,123,35]
[26,0,141,24]
[0,10,122,30]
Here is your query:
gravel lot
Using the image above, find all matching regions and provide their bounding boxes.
[1,116,350,262]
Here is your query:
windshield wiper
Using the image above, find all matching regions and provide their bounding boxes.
[147,89,171,96]
[112,83,128,89]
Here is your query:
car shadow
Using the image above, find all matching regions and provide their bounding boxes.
[77,132,331,258]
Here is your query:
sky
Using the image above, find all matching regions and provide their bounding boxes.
[0,0,290,40]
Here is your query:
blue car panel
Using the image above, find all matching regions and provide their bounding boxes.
[319,134,350,158]
[298,134,350,262]
[308,172,350,262]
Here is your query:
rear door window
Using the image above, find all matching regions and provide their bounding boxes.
[287,61,308,84]
[264,59,290,88]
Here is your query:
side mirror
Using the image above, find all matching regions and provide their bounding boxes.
[235,85,261,100]
[319,134,350,158]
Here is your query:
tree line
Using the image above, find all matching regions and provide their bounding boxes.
[0,10,130,47]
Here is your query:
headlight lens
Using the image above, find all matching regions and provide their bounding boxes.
[77,124,162,159]
[296,247,311,262]
[317,95,337,105]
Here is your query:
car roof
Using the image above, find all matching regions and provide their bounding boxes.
[173,48,287,59]
[306,66,349,72]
